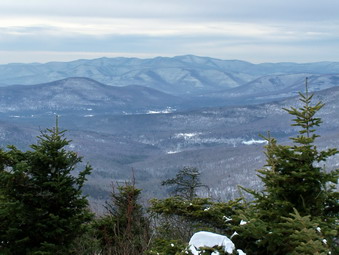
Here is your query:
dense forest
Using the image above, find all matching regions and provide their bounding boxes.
[0,88,338,254]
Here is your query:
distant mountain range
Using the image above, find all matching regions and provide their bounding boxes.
[205,73,339,103]
[0,55,338,209]
[0,77,182,114]
[1,55,338,96]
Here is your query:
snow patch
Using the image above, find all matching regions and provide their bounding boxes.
[173,134,243,146]
[146,107,174,114]
[167,150,181,154]
[68,144,75,149]
[223,216,232,222]
[189,231,236,255]
[242,139,267,145]
[230,231,239,239]
[237,249,246,255]
[240,220,248,225]
[174,132,202,139]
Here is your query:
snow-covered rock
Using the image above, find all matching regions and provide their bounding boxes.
[188,231,236,254]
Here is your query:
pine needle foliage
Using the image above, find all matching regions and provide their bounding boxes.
[254,83,339,218]
[279,208,330,255]
[0,123,92,255]
[235,79,339,254]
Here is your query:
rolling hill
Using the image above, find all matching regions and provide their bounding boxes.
[1,55,338,96]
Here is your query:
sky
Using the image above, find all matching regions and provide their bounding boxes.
[0,0,339,64]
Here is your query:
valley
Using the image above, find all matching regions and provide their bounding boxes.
[0,55,338,211]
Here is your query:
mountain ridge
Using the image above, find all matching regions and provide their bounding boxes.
[0,77,182,113]
[1,55,338,96]
[1,55,339,205]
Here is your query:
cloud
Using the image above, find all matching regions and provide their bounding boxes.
[2,0,339,22]
[0,0,338,63]
[1,16,335,40]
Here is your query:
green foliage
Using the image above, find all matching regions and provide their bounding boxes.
[230,210,268,253]
[194,246,236,255]
[232,208,336,255]
[234,83,339,254]
[95,182,151,255]
[149,197,243,254]
[147,239,191,255]
[0,124,92,254]
[162,167,207,200]
[253,91,339,218]
[69,222,101,255]
[150,196,243,234]
[279,208,330,255]
[150,167,243,254]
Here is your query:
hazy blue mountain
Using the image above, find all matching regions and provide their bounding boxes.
[232,73,339,94]
[200,73,339,104]
[1,55,339,209]
[0,56,254,94]
[0,77,182,114]
[1,55,338,96]
[255,61,339,75]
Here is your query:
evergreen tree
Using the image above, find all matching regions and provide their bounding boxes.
[149,167,242,254]
[162,166,207,200]
[235,79,339,254]
[95,181,150,255]
[254,82,338,218]
[152,167,207,243]
[279,209,330,255]
[0,123,92,254]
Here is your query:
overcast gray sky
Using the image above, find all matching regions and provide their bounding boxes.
[1,0,339,64]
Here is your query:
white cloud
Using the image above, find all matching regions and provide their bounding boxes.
[2,0,339,22]
[1,16,334,40]
[1,17,273,37]
[0,0,338,63]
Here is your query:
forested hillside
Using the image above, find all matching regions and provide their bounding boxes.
[1,86,338,254]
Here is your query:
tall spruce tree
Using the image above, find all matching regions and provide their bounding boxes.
[0,122,92,254]
[235,78,339,254]
[254,78,338,218]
